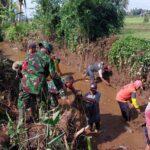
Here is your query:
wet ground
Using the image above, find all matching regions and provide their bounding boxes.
[0,41,147,150]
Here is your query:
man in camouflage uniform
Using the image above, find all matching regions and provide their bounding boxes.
[47,75,77,107]
[42,41,53,54]
[18,43,63,122]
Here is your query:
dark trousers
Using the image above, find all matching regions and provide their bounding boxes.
[118,101,131,122]
[89,121,100,130]
[144,126,150,145]
[18,91,38,121]
[86,66,95,82]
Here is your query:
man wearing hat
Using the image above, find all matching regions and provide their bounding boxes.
[17,43,63,122]
[84,83,101,132]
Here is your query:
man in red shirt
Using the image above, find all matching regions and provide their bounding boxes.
[116,80,142,122]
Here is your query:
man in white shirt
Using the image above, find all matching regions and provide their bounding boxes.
[83,62,110,85]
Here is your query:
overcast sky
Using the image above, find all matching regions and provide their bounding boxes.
[25,0,150,18]
[128,0,150,10]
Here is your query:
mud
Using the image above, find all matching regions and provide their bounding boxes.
[0,41,148,150]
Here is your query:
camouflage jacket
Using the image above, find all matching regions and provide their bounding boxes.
[21,50,55,94]
[47,77,66,98]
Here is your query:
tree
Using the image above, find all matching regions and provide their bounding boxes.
[0,0,16,24]
[34,0,62,36]
[143,13,149,23]
[17,0,27,22]
[58,0,126,49]
[35,0,127,50]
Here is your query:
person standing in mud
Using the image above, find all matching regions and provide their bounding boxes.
[82,62,110,85]
[116,80,142,122]
[17,43,63,122]
[84,83,101,132]
[144,97,150,150]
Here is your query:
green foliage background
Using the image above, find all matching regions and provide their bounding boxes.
[33,0,126,50]
[109,36,150,79]
[2,0,150,80]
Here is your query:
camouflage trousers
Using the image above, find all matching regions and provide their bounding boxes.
[18,90,38,122]
[17,88,48,122]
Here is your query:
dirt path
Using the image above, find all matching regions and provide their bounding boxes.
[0,42,146,150]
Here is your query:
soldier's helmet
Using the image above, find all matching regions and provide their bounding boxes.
[42,41,53,54]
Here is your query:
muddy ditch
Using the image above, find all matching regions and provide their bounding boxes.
[0,37,149,149]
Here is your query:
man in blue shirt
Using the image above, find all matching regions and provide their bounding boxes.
[84,83,101,132]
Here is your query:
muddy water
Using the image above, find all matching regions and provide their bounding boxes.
[0,42,146,150]
[0,42,26,61]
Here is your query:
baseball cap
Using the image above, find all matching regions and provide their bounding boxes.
[90,83,97,89]
[28,43,36,49]
[134,80,142,89]
[42,41,53,54]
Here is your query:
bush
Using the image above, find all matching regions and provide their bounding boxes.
[4,22,33,41]
[5,25,17,41]
[35,0,126,51]
[109,36,150,79]
[143,14,149,23]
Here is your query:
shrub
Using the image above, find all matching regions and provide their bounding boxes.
[35,0,126,51]
[143,14,149,23]
[109,36,150,80]
[4,22,33,41]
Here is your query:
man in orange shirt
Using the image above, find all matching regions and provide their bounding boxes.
[116,80,142,122]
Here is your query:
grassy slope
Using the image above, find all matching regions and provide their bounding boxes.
[119,16,150,40]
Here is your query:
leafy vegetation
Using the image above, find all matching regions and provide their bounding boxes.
[34,0,126,50]
[0,0,32,41]
[6,109,68,149]
[109,36,150,80]
[143,13,149,23]
[0,0,127,50]
[34,0,61,36]
[6,112,27,149]
[4,22,34,41]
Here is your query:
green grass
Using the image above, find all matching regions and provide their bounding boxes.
[125,16,150,24]
[119,16,150,40]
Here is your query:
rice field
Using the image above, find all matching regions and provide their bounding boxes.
[119,16,150,40]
